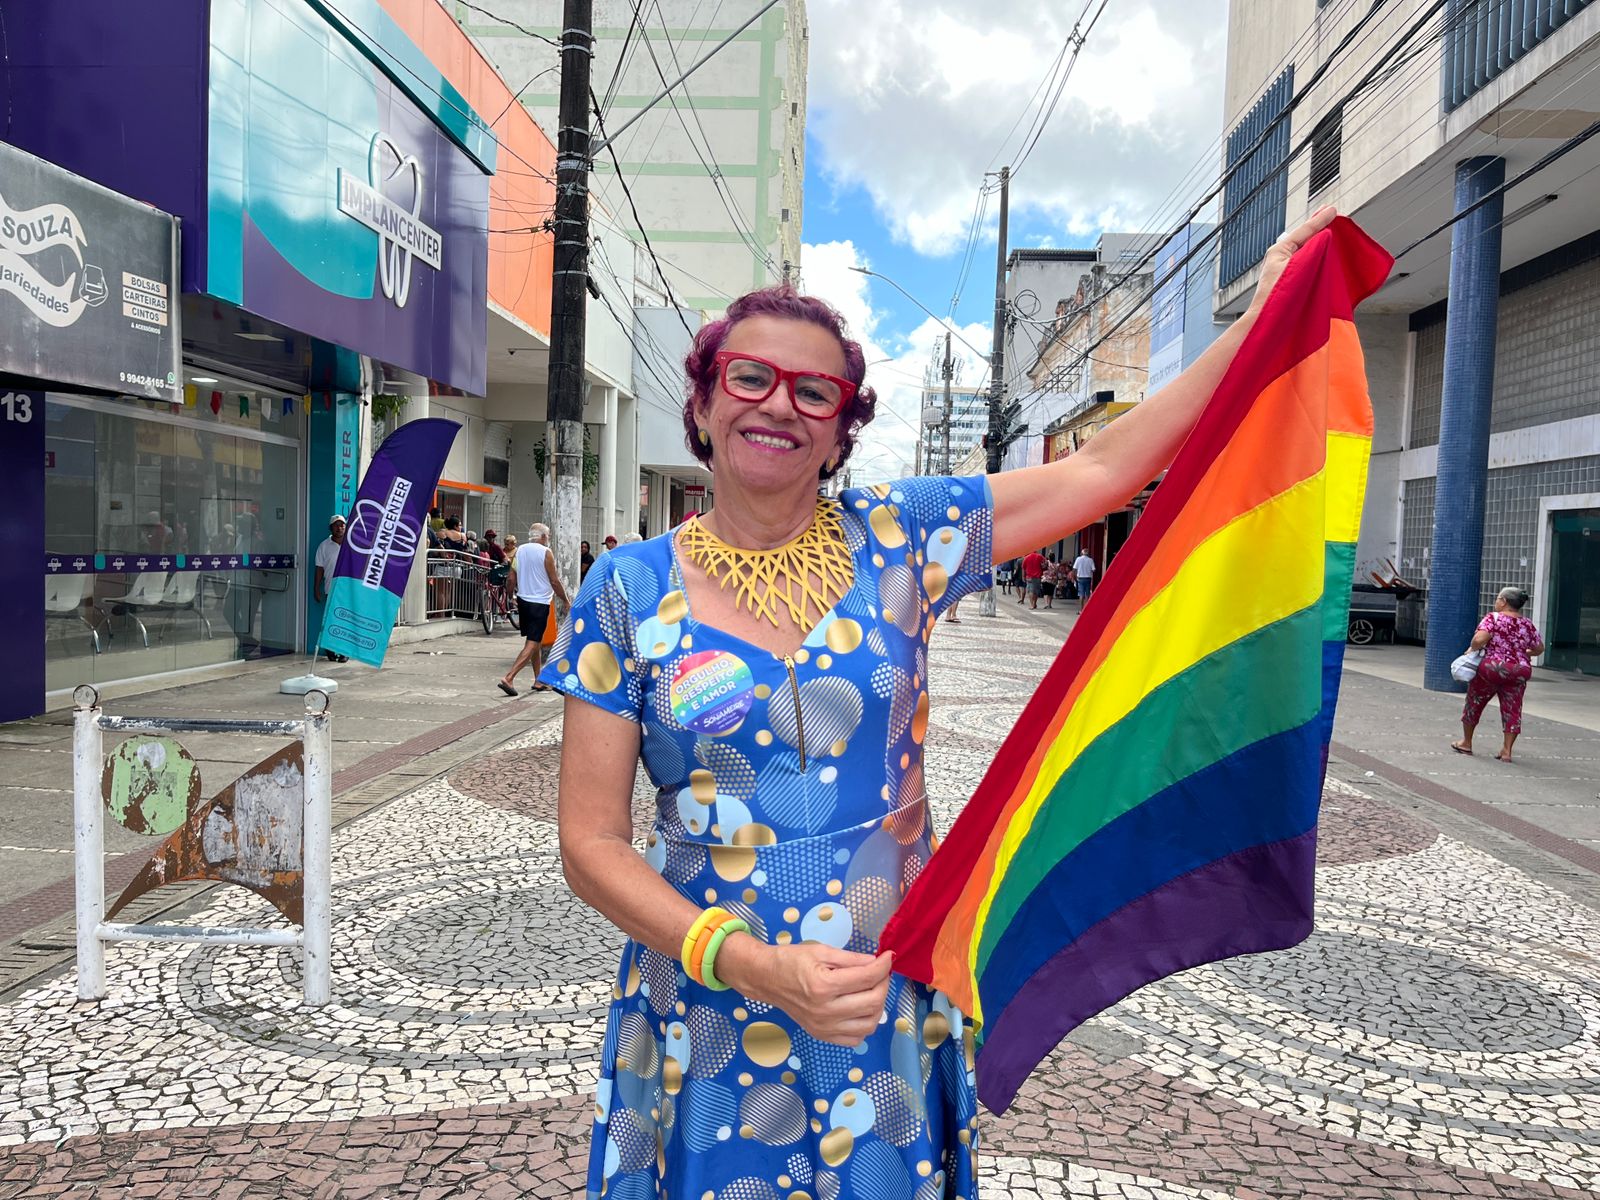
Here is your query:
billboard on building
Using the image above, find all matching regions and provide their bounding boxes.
[0,142,181,402]
[1147,225,1190,398]
[207,0,491,395]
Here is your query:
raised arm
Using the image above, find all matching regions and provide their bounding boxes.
[989,207,1336,564]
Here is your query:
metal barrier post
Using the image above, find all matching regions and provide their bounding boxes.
[301,693,333,1005]
[72,685,105,1000]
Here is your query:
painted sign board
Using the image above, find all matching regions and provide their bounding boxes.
[208,0,490,394]
[0,143,181,402]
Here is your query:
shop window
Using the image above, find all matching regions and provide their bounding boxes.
[44,399,300,692]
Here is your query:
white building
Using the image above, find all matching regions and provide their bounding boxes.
[634,305,715,537]
[1221,0,1600,677]
[456,0,807,310]
[919,387,988,474]
[1001,234,1159,472]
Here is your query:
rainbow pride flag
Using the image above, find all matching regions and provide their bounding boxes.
[880,217,1394,1113]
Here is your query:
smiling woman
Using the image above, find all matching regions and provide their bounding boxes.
[536,210,1333,1200]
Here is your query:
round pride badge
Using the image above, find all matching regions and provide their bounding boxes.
[670,650,755,735]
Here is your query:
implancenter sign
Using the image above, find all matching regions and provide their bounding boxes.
[337,134,442,309]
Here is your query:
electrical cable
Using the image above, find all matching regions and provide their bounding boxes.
[590,91,701,342]
[1011,0,1110,180]
[455,0,563,49]
[1023,0,1453,390]
[637,4,779,274]
[602,0,646,115]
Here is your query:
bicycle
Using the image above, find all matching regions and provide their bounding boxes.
[480,563,520,634]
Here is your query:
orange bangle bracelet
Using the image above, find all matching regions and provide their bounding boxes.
[688,911,733,983]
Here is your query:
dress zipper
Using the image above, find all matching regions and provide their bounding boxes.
[782,654,807,771]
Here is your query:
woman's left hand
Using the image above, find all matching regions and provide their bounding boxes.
[1245,205,1338,320]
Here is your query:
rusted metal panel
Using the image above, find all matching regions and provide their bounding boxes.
[106,743,307,925]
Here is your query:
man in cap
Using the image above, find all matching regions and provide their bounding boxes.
[314,515,350,663]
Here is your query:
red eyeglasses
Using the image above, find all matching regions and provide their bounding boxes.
[713,351,858,420]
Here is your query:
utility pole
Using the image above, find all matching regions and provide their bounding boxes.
[544,0,593,596]
[979,166,1010,618]
[941,330,953,475]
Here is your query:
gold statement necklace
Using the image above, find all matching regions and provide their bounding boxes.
[679,499,854,628]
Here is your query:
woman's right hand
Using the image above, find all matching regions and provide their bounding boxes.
[720,936,895,1046]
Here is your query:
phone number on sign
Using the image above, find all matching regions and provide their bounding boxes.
[119,370,174,393]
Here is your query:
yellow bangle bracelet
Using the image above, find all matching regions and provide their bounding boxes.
[700,918,750,991]
[688,911,733,983]
[681,907,730,976]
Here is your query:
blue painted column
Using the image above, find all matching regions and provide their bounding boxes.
[1424,156,1504,692]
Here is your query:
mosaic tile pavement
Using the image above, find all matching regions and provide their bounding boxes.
[0,606,1597,1197]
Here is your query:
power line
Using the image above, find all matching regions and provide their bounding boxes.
[633,12,777,274]
[1393,117,1600,261]
[1021,0,1436,392]
[590,91,700,342]
[601,0,647,115]
[1011,0,1110,180]
[455,0,562,49]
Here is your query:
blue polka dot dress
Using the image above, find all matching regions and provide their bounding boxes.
[541,475,994,1200]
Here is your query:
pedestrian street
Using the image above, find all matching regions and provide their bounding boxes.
[0,606,1597,1199]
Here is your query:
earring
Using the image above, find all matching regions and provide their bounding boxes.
[825,454,839,473]
[697,428,710,446]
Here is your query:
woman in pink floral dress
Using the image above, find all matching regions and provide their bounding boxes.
[1452,586,1545,762]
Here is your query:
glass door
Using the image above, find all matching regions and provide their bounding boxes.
[1546,508,1600,675]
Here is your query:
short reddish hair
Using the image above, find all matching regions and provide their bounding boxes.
[682,285,878,480]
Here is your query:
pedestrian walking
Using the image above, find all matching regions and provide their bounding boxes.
[312,515,349,663]
[1073,548,1097,605]
[997,557,1015,595]
[579,539,595,581]
[1451,586,1544,762]
[497,523,569,696]
[482,529,505,564]
[1020,547,1046,607]
[1041,555,1057,609]
[538,205,1332,1199]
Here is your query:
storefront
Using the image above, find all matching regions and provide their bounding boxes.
[4,0,493,718]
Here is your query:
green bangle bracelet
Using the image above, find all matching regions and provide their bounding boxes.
[699,917,750,991]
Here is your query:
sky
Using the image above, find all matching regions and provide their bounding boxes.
[794,0,1231,484]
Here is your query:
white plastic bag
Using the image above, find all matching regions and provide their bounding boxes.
[1450,648,1484,683]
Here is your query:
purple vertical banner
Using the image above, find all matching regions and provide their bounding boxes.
[321,417,459,667]
[2,389,46,722]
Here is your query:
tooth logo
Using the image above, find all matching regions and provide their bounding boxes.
[346,478,422,590]
[337,133,443,311]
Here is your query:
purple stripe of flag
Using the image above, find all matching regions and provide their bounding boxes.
[975,830,1318,1113]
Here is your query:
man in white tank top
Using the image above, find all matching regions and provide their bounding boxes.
[498,523,571,696]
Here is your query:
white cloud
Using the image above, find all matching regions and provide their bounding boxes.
[801,240,993,487]
[807,0,1230,256]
